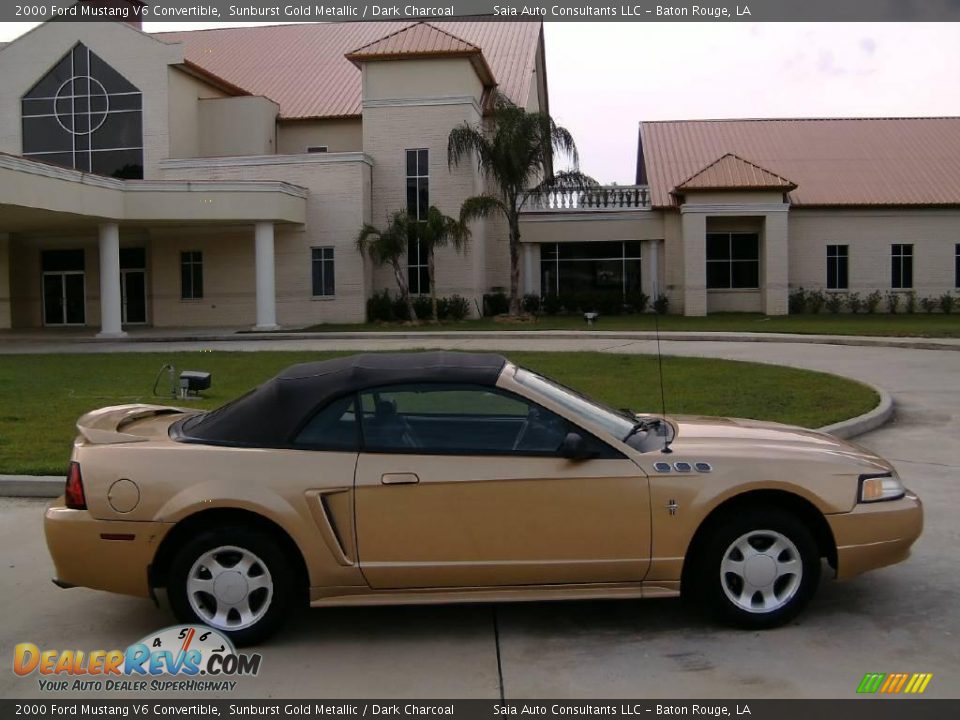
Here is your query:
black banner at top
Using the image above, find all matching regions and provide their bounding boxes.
[5,0,960,24]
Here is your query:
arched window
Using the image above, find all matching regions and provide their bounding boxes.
[21,42,144,179]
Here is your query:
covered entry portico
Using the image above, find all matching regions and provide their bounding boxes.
[0,154,306,335]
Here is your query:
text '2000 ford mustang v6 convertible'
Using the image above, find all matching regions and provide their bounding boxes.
[44,352,922,644]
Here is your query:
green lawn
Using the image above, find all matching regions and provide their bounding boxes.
[0,351,878,476]
[299,312,960,338]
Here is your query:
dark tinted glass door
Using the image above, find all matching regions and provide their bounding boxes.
[43,273,85,325]
[43,275,64,326]
[122,270,146,324]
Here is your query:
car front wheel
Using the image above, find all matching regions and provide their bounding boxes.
[167,526,294,646]
[695,507,821,628]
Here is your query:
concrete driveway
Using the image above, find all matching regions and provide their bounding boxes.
[1,336,957,699]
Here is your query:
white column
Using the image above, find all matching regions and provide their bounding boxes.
[253,221,279,331]
[763,210,790,316]
[522,243,537,296]
[0,233,11,329]
[642,239,660,306]
[680,210,708,316]
[97,223,125,338]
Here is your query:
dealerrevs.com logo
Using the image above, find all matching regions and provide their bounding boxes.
[13,625,262,692]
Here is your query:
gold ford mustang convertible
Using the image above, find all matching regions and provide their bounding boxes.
[44,352,922,644]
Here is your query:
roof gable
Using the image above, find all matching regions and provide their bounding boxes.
[347,21,480,59]
[639,117,960,208]
[675,153,796,193]
[155,21,539,119]
[345,21,495,86]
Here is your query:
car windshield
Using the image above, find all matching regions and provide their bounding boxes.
[513,367,636,440]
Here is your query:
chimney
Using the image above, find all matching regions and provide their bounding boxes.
[75,0,146,30]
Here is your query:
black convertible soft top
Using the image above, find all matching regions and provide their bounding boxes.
[175,351,509,446]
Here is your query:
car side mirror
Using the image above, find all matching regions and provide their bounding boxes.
[559,432,597,461]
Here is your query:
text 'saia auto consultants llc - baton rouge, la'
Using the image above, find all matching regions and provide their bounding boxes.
[12,625,262,692]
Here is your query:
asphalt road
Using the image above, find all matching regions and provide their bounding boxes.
[1,337,958,699]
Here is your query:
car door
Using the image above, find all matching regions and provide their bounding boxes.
[353,383,650,590]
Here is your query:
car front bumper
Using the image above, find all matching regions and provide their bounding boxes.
[827,491,923,580]
[44,499,172,598]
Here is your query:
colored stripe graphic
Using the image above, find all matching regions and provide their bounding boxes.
[857,673,885,693]
[857,672,932,694]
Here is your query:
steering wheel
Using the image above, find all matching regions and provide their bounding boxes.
[512,407,536,451]
[398,414,421,449]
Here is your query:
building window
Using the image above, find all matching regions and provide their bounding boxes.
[706,233,760,289]
[21,43,144,179]
[405,148,429,295]
[891,244,913,289]
[180,251,203,300]
[955,244,959,288]
[311,247,335,297]
[540,241,642,298]
[826,245,849,290]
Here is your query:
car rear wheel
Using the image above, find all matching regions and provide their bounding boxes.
[694,507,821,628]
[167,526,294,646]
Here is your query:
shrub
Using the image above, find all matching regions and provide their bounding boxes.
[626,290,650,313]
[483,291,509,316]
[558,294,579,314]
[825,293,845,314]
[885,291,901,315]
[542,294,562,315]
[941,293,957,315]
[920,296,938,314]
[521,294,541,315]
[864,291,882,314]
[788,287,807,314]
[847,292,863,314]
[366,289,395,323]
[653,293,669,315]
[445,294,471,321]
[806,289,826,314]
[578,291,623,316]
[904,291,917,314]
[392,295,411,321]
[412,295,433,321]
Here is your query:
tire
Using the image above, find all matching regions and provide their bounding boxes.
[691,507,821,629]
[167,525,296,646]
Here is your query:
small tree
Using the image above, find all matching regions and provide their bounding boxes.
[448,92,595,315]
[356,210,418,323]
[415,206,471,322]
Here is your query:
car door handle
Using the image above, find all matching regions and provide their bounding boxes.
[381,473,420,485]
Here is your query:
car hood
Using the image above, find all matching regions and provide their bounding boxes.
[665,415,894,473]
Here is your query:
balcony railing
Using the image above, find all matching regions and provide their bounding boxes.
[521,185,652,213]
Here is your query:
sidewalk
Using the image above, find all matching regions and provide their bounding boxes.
[3,326,960,352]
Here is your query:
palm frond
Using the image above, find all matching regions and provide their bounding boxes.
[458,195,507,226]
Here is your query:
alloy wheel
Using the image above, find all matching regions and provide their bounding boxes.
[186,545,274,630]
[720,529,803,614]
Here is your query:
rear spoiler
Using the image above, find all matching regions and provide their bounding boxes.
[76,404,188,445]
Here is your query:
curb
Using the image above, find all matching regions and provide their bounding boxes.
[0,384,895,499]
[818,385,895,440]
[0,476,63,498]
[3,329,960,352]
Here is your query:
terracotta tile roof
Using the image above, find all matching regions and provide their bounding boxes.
[155,21,540,119]
[345,22,495,87]
[675,153,796,193]
[640,117,960,208]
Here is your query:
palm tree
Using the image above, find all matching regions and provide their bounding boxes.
[416,206,471,321]
[356,210,418,322]
[448,93,595,315]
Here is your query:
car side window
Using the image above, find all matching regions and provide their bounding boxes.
[293,394,359,451]
[357,383,611,457]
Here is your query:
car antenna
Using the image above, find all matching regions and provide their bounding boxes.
[654,304,673,453]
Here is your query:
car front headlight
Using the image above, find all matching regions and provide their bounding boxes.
[859,472,906,503]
